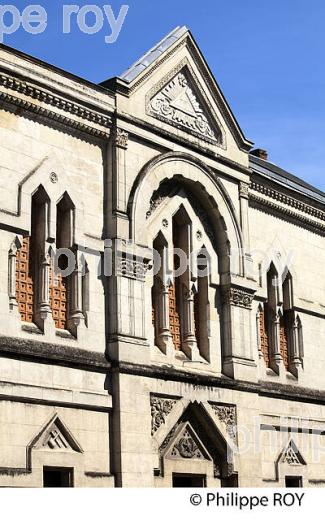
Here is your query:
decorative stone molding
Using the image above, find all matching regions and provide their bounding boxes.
[0,73,111,139]
[50,172,58,183]
[150,395,178,434]
[210,403,237,442]
[223,287,254,309]
[251,182,325,220]
[170,426,206,459]
[279,440,306,466]
[250,183,325,234]
[146,58,226,148]
[116,254,150,281]
[239,182,250,198]
[114,127,129,149]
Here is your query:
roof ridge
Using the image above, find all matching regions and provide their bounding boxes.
[119,26,188,83]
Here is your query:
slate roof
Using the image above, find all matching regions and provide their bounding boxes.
[250,155,325,205]
[119,26,188,83]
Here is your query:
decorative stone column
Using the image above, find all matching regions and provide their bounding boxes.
[108,126,129,239]
[239,182,254,276]
[156,278,174,356]
[290,313,303,377]
[270,310,282,372]
[68,250,86,337]
[222,284,257,381]
[39,251,52,314]
[8,240,19,312]
[36,248,55,334]
[182,285,201,361]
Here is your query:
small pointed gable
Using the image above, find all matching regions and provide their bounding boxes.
[279,439,306,466]
[164,422,211,461]
[30,413,83,453]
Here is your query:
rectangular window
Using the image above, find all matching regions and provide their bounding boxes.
[43,467,74,487]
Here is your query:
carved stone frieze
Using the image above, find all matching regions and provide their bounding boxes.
[223,287,254,309]
[116,254,150,281]
[210,403,237,442]
[250,183,325,234]
[0,73,111,139]
[151,395,177,435]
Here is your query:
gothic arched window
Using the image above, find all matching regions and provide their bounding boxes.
[50,193,74,330]
[151,203,213,362]
[15,186,49,324]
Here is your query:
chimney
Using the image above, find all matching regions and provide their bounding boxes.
[251,148,268,161]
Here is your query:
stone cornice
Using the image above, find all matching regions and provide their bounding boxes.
[0,334,110,372]
[0,72,112,139]
[116,361,325,406]
[251,181,325,220]
[249,185,325,235]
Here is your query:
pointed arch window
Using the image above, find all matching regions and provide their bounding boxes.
[259,263,279,370]
[50,193,74,330]
[15,186,49,325]
[259,266,303,375]
[258,304,270,367]
[194,248,210,361]
[151,205,213,361]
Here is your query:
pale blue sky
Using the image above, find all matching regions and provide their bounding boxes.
[4,0,325,190]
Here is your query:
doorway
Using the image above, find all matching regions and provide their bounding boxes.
[43,467,74,487]
[172,473,206,487]
[285,476,302,488]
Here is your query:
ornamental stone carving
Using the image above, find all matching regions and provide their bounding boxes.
[170,426,205,459]
[223,287,254,309]
[150,396,177,434]
[239,182,250,198]
[280,440,306,466]
[210,403,237,442]
[116,255,150,281]
[114,128,129,149]
[148,66,222,144]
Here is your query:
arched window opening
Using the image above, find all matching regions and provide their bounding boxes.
[152,235,163,346]
[259,305,270,367]
[82,259,90,327]
[260,264,279,369]
[170,211,190,351]
[194,248,210,360]
[16,186,49,324]
[281,273,294,372]
[50,194,74,330]
[16,236,34,323]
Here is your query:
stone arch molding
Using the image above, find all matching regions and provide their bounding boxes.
[0,154,84,241]
[128,152,244,276]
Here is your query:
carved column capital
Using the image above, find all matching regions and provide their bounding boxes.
[223,286,255,309]
[114,127,129,149]
[239,182,250,199]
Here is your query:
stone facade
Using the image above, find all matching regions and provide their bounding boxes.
[0,26,325,487]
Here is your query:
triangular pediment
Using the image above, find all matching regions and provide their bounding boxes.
[147,63,224,145]
[164,422,211,461]
[279,439,306,466]
[30,413,83,453]
[104,27,253,153]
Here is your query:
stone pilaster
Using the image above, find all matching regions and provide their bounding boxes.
[222,284,257,381]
